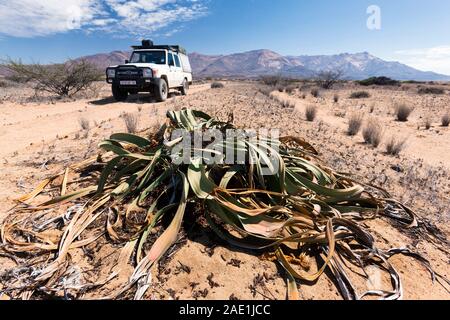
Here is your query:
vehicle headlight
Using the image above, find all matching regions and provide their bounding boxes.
[107,68,116,78]
[142,68,152,78]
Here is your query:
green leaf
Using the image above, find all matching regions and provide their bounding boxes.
[110,133,152,148]
[188,159,216,199]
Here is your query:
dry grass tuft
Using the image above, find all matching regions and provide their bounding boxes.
[347,113,364,136]
[281,99,296,109]
[122,112,139,134]
[78,117,90,131]
[311,88,320,98]
[394,104,414,122]
[386,136,407,156]
[349,91,370,99]
[363,119,383,148]
[441,113,450,127]
[305,105,317,122]
[424,117,432,130]
[211,82,225,89]
[285,85,296,94]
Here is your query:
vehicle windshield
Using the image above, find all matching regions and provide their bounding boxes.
[130,51,166,64]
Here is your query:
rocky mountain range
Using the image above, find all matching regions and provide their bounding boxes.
[187,50,450,81]
[2,49,449,81]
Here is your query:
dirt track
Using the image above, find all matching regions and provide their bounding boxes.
[0,84,211,158]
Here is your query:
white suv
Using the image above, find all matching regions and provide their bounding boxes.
[106,40,193,102]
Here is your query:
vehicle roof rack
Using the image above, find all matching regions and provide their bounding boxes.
[132,40,187,55]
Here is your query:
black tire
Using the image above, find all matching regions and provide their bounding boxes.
[112,84,128,101]
[155,78,168,102]
[180,79,189,96]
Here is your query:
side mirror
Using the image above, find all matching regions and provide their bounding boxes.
[125,59,129,64]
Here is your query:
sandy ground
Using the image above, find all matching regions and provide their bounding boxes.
[272,84,450,170]
[0,81,449,300]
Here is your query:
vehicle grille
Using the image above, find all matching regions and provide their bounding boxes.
[116,67,142,79]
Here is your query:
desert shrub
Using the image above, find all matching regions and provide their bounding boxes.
[442,113,450,127]
[347,113,364,136]
[363,119,383,147]
[260,75,282,86]
[122,112,139,134]
[311,88,320,98]
[394,104,414,122]
[418,87,445,95]
[5,59,102,97]
[386,136,407,156]
[358,76,399,86]
[305,105,317,122]
[349,91,370,99]
[316,70,343,89]
[333,94,339,103]
[211,82,224,89]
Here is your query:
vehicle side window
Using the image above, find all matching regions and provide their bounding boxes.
[174,55,181,68]
[168,53,175,66]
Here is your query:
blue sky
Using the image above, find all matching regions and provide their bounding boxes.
[1,0,450,74]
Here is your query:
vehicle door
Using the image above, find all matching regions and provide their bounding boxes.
[167,52,178,88]
[173,54,183,86]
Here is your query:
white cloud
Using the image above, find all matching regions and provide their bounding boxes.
[0,0,100,37]
[0,0,207,38]
[394,45,450,75]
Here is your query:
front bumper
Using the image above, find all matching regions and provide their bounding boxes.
[106,77,158,91]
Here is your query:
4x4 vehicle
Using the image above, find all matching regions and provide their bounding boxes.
[106,40,193,102]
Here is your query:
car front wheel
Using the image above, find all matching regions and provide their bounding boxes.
[112,84,128,102]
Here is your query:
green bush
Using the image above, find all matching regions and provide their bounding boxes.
[358,77,399,86]
[5,59,102,97]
